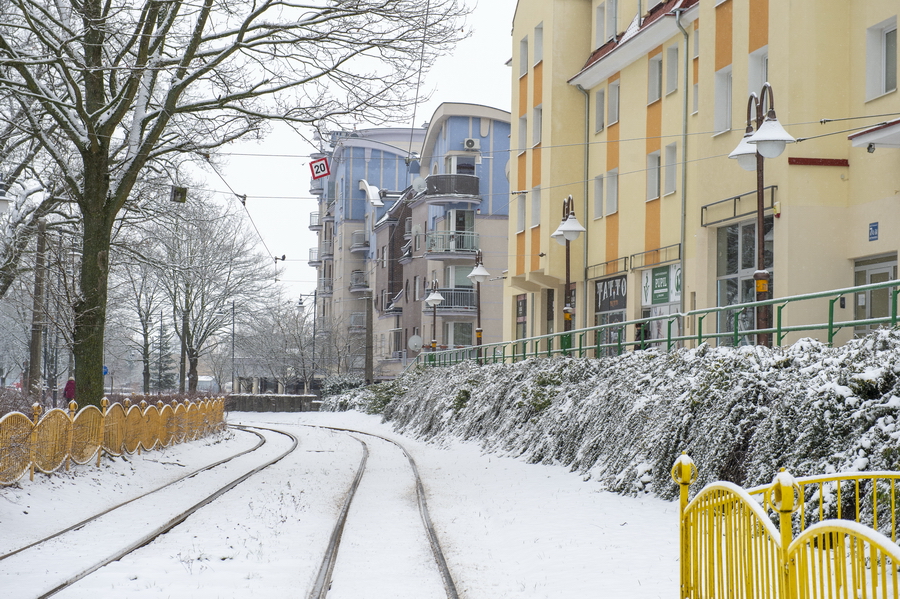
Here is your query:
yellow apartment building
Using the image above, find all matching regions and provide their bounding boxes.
[506,0,900,348]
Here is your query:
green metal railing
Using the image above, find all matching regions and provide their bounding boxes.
[410,279,900,369]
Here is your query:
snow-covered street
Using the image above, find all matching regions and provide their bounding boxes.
[1,411,678,598]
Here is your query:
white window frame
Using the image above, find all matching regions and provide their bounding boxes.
[519,36,529,77]
[595,89,605,133]
[693,28,700,59]
[517,194,526,233]
[414,275,421,301]
[664,142,677,196]
[647,151,661,201]
[594,175,604,219]
[606,169,619,215]
[595,3,606,48]
[748,46,768,96]
[867,17,898,100]
[648,55,663,104]
[666,45,679,95]
[531,186,541,228]
[606,0,618,42]
[714,66,732,133]
[533,105,543,146]
[534,23,544,64]
[692,82,699,114]
[608,80,620,125]
[518,115,527,154]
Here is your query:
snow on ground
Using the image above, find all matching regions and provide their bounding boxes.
[1,411,678,598]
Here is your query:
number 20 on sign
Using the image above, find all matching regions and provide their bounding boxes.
[309,157,330,180]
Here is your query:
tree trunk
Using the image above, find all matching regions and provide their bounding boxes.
[188,349,199,394]
[142,333,151,393]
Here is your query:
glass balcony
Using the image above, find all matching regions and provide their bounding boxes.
[423,174,481,205]
[309,212,322,231]
[309,247,321,267]
[350,270,369,292]
[350,230,369,253]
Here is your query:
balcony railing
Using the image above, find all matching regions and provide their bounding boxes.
[423,174,481,204]
[320,239,334,258]
[319,278,333,295]
[309,212,322,230]
[404,217,413,239]
[350,230,369,252]
[423,288,476,311]
[349,312,366,330]
[322,202,336,222]
[350,270,369,291]
[309,247,321,265]
[424,230,479,255]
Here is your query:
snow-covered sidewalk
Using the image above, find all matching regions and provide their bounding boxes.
[1,411,679,598]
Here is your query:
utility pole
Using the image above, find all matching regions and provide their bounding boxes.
[365,294,373,384]
[27,219,47,401]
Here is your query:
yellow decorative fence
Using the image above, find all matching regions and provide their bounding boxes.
[0,397,226,485]
[673,454,900,598]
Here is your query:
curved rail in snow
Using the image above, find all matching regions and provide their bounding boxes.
[304,425,459,599]
[4,424,298,599]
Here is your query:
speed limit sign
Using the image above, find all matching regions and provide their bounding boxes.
[309,157,331,180]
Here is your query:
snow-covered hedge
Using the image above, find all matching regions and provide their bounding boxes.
[321,330,900,499]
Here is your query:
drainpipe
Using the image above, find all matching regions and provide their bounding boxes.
[674,8,690,319]
[576,84,591,331]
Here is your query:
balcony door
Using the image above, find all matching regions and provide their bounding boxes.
[855,255,898,336]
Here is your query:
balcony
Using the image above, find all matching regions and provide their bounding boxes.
[309,176,324,196]
[319,278,334,297]
[349,311,366,332]
[322,202,336,222]
[424,230,479,259]
[309,247,322,267]
[404,217,413,239]
[422,288,476,315]
[380,289,402,315]
[320,239,334,260]
[309,211,322,231]
[349,270,370,292]
[423,174,481,206]
[398,239,413,265]
[349,230,369,254]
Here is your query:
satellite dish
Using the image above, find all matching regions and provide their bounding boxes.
[412,177,427,193]
[408,335,423,352]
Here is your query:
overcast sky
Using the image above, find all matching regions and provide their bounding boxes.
[206,0,517,302]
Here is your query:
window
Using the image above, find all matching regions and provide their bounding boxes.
[867,17,897,99]
[608,80,620,124]
[593,175,604,219]
[519,36,529,77]
[531,187,541,227]
[647,151,661,201]
[714,66,732,132]
[517,194,526,233]
[533,105,543,146]
[606,169,619,215]
[692,82,699,114]
[414,275,421,301]
[518,115,527,153]
[534,23,544,64]
[515,294,528,340]
[854,255,899,336]
[666,45,679,95]
[664,143,677,195]
[693,28,700,58]
[595,89,605,132]
[648,55,662,103]
[748,46,768,96]
[716,216,774,345]
[595,4,606,48]
[606,0,618,42]
[443,322,473,348]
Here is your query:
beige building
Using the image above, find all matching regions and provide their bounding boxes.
[506,0,900,348]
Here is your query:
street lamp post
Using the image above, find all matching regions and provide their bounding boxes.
[424,280,445,354]
[551,195,586,346]
[728,82,794,347]
[467,250,490,363]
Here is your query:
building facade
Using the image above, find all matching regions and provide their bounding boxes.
[507,0,900,348]
[309,103,511,380]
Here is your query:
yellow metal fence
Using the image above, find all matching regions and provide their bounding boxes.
[673,454,900,598]
[0,397,226,485]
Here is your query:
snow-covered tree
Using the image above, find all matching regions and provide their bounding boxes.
[0,0,469,405]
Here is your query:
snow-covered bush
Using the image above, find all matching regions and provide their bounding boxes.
[326,329,900,500]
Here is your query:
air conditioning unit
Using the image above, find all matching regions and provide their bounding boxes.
[463,138,480,151]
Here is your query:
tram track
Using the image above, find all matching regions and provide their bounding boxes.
[0,424,298,599]
[303,425,459,599]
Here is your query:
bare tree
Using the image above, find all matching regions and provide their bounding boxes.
[145,195,272,393]
[0,0,469,405]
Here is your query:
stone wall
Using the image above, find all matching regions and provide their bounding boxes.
[226,394,321,413]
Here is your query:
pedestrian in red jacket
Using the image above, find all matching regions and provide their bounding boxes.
[63,377,75,402]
